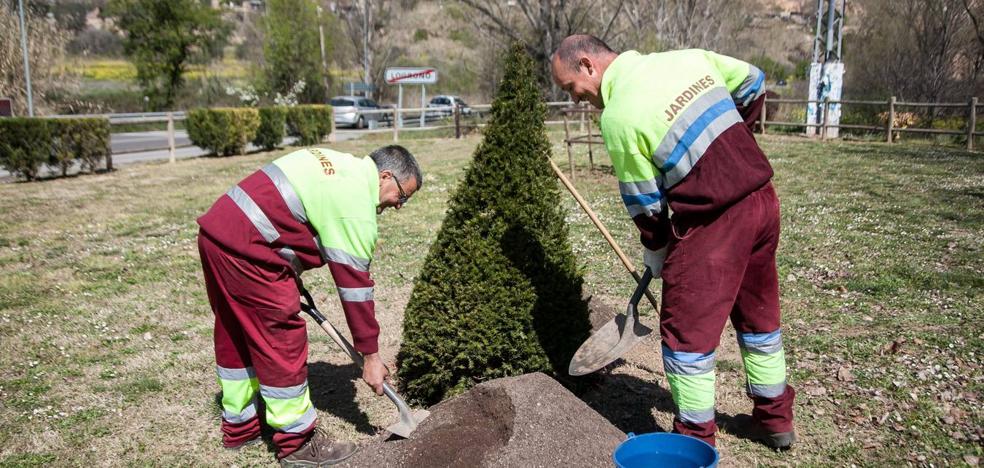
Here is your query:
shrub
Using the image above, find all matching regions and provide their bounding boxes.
[929,116,970,132]
[0,117,111,180]
[254,106,288,151]
[186,107,260,156]
[0,118,51,181]
[750,55,790,82]
[286,105,332,146]
[396,44,591,405]
[50,119,111,175]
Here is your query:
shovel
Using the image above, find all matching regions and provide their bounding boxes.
[568,267,655,376]
[296,282,429,439]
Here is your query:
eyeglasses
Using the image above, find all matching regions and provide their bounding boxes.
[393,176,409,205]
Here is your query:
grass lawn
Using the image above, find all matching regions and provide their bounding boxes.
[0,132,980,466]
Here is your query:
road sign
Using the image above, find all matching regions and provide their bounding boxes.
[385,67,438,85]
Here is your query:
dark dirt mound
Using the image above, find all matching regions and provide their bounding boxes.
[342,372,625,467]
[404,385,514,467]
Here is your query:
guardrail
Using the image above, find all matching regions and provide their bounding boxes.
[25,101,595,168]
[334,101,577,142]
[46,111,188,124]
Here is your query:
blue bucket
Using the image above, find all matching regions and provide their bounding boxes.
[612,432,719,468]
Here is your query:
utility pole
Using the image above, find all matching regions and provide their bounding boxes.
[316,5,330,100]
[807,0,846,138]
[363,0,370,97]
[17,0,34,117]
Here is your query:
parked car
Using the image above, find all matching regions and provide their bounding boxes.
[426,95,472,118]
[330,96,389,129]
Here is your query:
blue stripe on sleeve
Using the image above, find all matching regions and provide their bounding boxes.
[736,71,765,101]
[621,191,663,207]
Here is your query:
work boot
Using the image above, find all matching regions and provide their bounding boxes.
[760,429,796,451]
[280,429,358,467]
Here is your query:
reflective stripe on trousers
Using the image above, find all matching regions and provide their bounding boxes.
[260,381,317,433]
[662,344,716,424]
[738,330,788,398]
[217,365,260,424]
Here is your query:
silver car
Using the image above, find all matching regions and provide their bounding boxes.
[330,96,388,129]
[426,95,472,118]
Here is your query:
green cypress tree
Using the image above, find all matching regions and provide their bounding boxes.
[397,44,592,405]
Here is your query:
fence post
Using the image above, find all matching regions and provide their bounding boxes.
[821,98,830,140]
[586,113,594,172]
[886,96,896,144]
[579,102,585,133]
[105,116,113,172]
[563,110,575,181]
[968,97,977,151]
[760,93,768,134]
[167,112,176,163]
[392,108,399,143]
[454,104,461,139]
[327,112,336,143]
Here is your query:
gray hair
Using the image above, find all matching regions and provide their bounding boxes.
[553,34,617,72]
[369,145,423,189]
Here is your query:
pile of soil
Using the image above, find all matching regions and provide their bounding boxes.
[342,372,625,467]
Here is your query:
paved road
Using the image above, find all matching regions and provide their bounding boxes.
[112,130,193,154]
[0,130,367,180]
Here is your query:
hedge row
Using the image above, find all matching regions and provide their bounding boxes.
[286,105,333,146]
[186,105,332,156]
[0,118,111,181]
[187,108,261,156]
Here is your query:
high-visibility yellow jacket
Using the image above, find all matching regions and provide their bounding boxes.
[198,148,382,353]
[600,49,773,250]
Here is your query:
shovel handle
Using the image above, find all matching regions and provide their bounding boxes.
[548,159,660,312]
[630,268,654,307]
[297,284,416,413]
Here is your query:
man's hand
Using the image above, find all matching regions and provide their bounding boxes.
[362,353,390,396]
[643,247,668,277]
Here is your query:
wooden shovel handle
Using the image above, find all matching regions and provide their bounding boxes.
[548,159,660,313]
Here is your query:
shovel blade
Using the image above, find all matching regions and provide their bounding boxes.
[568,307,652,376]
[385,409,430,439]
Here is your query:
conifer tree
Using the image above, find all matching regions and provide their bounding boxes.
[397,44,591,405]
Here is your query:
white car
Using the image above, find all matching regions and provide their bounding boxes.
[426,95,472,118]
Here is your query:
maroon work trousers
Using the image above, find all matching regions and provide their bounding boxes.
[198,232,315,457]
[660,182,795,444]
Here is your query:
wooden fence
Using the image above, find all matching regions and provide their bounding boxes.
[558,96,981,179]
[761,96,980,151]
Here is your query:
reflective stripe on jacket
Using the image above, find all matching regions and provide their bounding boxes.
[198,148,382,353]
[600,49,773,251]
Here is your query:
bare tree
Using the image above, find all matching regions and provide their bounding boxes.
[961,0,984,91]
[457,0,626,91]
[334,0,404,100]
[458,0,755,97]
[849,0,980,102]
[614,0,754,53]
[0,5,72,115]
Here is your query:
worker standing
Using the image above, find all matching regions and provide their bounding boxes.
[551,35,795,449]
[197,145,422,466]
